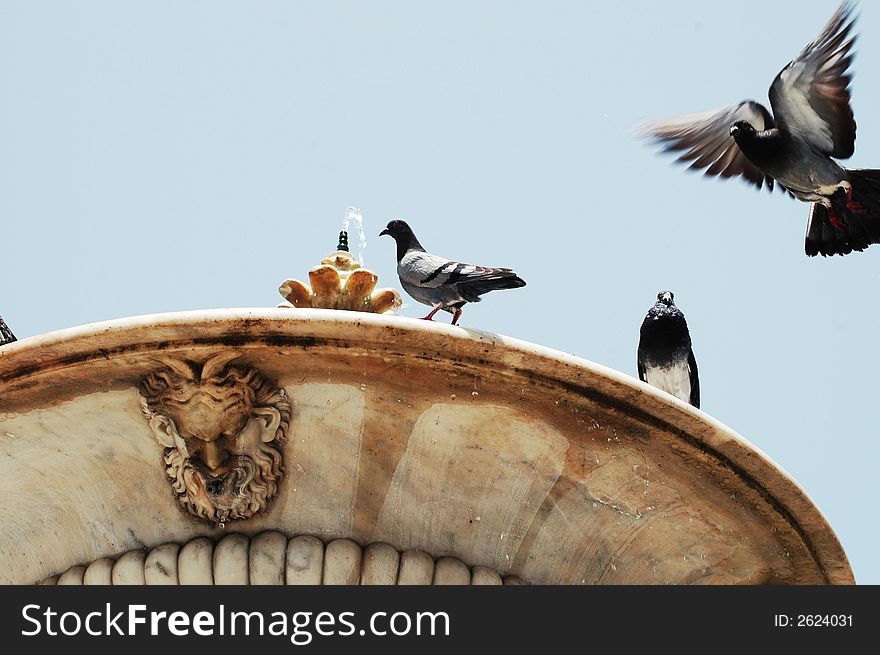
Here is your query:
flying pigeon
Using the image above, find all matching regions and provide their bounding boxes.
[379,219,525,325]
[0,314,16,346]
[640,1,880,257]
[638,291,700,408]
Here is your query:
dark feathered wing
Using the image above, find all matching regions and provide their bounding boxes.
[638,101,779,191]
[637,357,647,385]
[769,1,857,158]
[445,264,526,303]
[687,349,700,409]
[0,315,16,346]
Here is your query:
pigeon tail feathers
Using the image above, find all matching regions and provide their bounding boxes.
[456,269,526,303]
[806,169,880,256]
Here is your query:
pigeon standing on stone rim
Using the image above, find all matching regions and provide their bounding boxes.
[379,219,526,326]
[0,314,15,346]
[640,1,880,257]
[638,291,700,408]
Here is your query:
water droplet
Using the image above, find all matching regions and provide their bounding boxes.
[360,384,366,391]
[450,394,457,400]
[471,391,479,396]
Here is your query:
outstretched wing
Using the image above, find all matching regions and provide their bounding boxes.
[638,101,779,191]
[769,1,857,158]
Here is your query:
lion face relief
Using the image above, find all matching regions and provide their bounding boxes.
[138,352,291,525]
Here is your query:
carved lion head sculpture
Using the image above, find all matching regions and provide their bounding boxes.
[138,352,291,524]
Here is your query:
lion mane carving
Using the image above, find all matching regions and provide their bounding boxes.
[138,352,291,524]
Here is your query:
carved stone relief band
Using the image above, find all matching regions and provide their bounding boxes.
[39,531,526,585]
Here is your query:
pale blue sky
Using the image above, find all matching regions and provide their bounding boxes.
[1,0,877,582]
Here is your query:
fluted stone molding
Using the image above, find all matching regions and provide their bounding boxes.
[42,532,522,586]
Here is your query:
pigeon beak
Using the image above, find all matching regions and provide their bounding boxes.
[379,228,390,237]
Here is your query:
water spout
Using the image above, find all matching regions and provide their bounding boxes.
[343,207,367,265]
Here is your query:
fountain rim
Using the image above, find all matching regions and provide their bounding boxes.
[0,307,855,584]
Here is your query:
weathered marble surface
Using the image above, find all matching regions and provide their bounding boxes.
[0,309,854,584]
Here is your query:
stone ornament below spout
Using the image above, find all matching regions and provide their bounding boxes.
[138,352,291,525]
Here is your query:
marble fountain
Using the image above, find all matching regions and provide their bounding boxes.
[0,242,853,585]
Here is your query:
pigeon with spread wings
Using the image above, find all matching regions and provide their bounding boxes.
[380,219,525,326]
[640,1,880,257]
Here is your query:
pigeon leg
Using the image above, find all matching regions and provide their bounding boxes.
[421,305,443,321]
[451,308,463,325]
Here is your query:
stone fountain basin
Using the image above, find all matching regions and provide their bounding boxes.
[0,309,853,584]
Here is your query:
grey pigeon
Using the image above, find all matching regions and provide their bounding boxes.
[379,219,525,325]
[640,1,880,257]
[0,314,16,346]
[638,291,700,408]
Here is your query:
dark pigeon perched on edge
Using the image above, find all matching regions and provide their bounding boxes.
[640,1,880,257]
[380,219,526,326]
[0,315,16,346]
[638,291,700,408]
